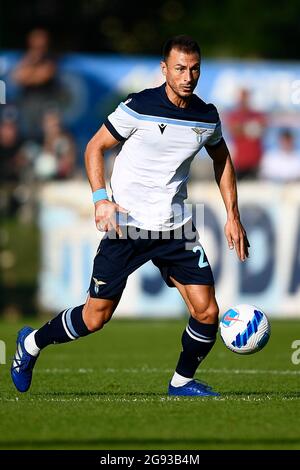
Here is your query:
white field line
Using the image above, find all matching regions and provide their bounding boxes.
[35,367,300,376]
[36,368,94,374]
[2,396,300,403]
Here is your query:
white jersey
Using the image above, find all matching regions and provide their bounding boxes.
[105,84,223,231]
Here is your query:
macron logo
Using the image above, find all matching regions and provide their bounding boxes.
[158,123,167,134]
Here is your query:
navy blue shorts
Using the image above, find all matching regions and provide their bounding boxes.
[89,220,214,300]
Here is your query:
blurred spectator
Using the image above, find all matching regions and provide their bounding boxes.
[0,118,31,216]
[12,29,58,140]
[0,118,24,182]
[259,129,300,183]
[34,110,76,180]
[226,89,267,180]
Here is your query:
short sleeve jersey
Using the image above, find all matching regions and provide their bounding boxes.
[105,83,223,231]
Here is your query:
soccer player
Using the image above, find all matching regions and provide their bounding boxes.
[11,35,249,396]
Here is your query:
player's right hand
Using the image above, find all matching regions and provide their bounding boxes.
[95,200,128,237]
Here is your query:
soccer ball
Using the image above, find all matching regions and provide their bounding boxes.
[220,304,270,354]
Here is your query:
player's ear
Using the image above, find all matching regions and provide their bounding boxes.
[161,61,167,77]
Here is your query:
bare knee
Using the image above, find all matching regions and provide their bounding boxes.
[190,298,219,324]
[83,299,116,332]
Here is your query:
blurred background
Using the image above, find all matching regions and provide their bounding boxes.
[1,0,300,320]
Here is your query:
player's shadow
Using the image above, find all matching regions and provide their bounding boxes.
[1,436,300,449]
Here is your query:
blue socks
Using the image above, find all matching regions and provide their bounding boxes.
[34,305,91,349]
[175,316,218,378]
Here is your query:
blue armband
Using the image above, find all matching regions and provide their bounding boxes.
[92,188,109,204]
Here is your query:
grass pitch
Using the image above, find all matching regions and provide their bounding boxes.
[0,318,299,450]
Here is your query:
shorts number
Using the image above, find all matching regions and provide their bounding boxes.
[193,245,209,268]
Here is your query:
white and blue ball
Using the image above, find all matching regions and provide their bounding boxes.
[220,304,270,354]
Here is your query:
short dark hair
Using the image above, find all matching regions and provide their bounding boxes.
[162,35,201,61]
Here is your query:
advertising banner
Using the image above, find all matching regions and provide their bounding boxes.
[38,182,300,317]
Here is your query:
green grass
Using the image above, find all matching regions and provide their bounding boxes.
[0,318,299,450]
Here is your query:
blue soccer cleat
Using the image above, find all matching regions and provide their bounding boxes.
[11,327,39,392]
[168,379,220,397]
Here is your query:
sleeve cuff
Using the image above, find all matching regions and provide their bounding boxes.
[205,137,224,150]
[104,118,126,142]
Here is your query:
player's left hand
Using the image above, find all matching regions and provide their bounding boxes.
[224,217,250,262]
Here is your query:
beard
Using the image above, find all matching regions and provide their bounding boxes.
[169,80,196,99]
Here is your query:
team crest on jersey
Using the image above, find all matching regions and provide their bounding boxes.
[158,123,167,134]
[192,127,206,143]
